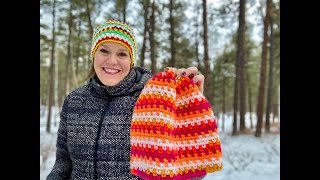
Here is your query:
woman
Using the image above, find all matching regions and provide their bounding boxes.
[46,20,205,180]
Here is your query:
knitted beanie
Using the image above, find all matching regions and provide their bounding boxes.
[130,69,223,180]
[90,19,136,67]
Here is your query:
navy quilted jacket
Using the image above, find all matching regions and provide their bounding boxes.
[46,67,152,180]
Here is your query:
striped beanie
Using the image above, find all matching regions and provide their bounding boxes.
[90,19,136,68]
[130,69,223,180]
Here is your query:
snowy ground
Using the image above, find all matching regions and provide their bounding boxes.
[40,106,280,180]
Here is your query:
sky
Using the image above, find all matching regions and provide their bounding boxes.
[40,106,280,180]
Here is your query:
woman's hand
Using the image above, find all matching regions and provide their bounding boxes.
[164,66,205,94]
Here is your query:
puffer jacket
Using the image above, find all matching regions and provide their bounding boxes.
[46,67,152,180]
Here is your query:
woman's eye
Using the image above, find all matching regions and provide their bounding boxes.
[118,53,128,57]
[100,49,109,54]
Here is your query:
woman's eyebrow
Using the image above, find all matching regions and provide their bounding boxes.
[118,48,129,52]
[100,45,109,48]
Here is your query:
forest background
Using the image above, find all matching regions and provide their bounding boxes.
[40,0,280,136]
[40,0,280,179]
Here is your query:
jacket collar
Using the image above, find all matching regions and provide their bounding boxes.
[88,67,152,98]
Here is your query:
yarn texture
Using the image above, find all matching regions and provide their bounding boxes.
[130,69,223,180]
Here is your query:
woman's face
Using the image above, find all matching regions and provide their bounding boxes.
[93,42,131,86]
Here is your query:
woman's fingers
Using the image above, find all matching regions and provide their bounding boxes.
[164,66,204,94]
[185,67,198,79]
[192,74,205,94]
[175,68,186,77]
[163,66,204,94]
[164,67,185,77]
[174,66,198,78]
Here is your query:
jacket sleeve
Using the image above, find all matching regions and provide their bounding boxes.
[46,97,72,180]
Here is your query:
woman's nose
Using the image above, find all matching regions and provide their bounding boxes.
[106,53,117,64]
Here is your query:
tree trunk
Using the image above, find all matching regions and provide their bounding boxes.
[232,58,240,135]
[85,0,93,69]
[122,0,127,22]
[57,48,63,110]
[75,19,81,75]
[57,54,63,110]
[65,1,73,97]
[237,0,247,133]
[212,74,216,106]
[140,0,150,68]
[169,0,176,68]
[202,0,211,99]
[232,0,244,135]
[255,0,272,137]
[195,1,201,72]
[273,91,279,122]
[222,76,226,132]
[265,4,274,133]
[246,70,253,129]
[149,0,156,74]
[46,0,56,133]
[85,0,93,36]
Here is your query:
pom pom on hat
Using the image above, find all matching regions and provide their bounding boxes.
[130,69,223,180]
[90,19,136,68]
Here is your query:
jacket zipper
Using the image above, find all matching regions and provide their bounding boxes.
[93,100,110,180]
